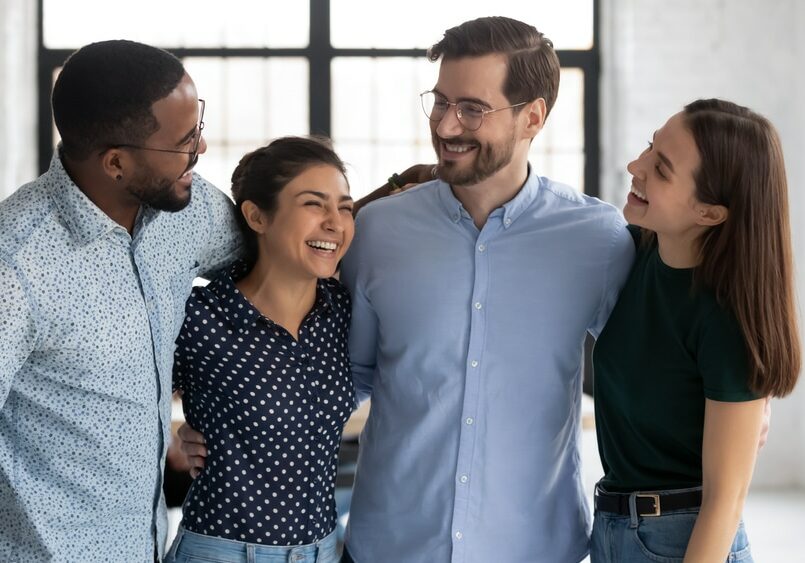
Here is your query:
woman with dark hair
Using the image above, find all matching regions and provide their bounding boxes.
[591,99,800,562]
[165,136,355,563]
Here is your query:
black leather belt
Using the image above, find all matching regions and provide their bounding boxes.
[594,487,702,517]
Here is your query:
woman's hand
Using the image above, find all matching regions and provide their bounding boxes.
[177,422,208,478]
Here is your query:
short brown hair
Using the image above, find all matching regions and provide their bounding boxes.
[427,17,560,118]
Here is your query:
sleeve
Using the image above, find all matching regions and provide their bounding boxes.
[0,258,38,406]
[172,288,201,393]
[589,215,636,339]
[339,214,379,404]
[194,174,245,279]
[698,305,758,402]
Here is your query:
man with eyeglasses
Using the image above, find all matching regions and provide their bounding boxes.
[0,40,240,561]
[337,17,634,562]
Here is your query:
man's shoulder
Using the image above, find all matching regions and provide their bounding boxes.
[538,176,619,216]
[360,181,440,216]
[354,181,442,235]
[539,177,625,229]
[0,179,54,258]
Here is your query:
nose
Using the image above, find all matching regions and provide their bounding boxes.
[197,134,208,156]
[323,205,346,233]
[626,153,645,179]
[435,104,464,138]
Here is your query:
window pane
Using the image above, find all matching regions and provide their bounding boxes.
[332,57,437,199]
[332,60,585,198]
[530,68,585,191]
[50,57,308,196]
[184,58,309,193]
[44,0,309,49]
[331,0,592,50]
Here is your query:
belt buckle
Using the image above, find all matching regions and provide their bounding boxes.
[636,493,661,517]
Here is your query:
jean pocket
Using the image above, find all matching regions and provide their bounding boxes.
[631,511,698,562]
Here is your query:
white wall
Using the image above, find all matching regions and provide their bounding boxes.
[0,0,37,198]
[600,0,805,488]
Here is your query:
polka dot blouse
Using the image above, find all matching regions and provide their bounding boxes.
[173,261,355,545]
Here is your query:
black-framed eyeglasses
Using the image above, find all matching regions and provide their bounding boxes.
[112,99,206,174]
[420,91,527,132]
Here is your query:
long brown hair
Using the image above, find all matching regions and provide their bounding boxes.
[685,99,800,396]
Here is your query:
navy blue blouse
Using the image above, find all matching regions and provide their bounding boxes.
[173,262,354,545]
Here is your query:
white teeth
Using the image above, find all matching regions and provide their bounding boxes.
[630,185,648,202]
[444,143,473,153]
[307,240,337,251]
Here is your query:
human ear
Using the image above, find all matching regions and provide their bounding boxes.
[523,98,547,138]
[696,204,728,226]
[100,148,127,182]
[241,200,271,234]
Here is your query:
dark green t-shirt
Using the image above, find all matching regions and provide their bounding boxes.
[593,227,757,492]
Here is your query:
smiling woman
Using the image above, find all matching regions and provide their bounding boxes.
[166,136,355,563]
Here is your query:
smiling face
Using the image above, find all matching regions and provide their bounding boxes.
[125,73,206,211]
[254,164,354,281]
[624,112,709,242]
[429,54,529,187]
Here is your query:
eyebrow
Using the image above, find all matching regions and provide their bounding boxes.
[295,190,353,202]
[431,88,492,109]
[652,131,675,174]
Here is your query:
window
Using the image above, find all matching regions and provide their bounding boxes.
[38,0,598,199]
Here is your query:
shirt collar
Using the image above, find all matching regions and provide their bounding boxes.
[210,261,336,332]
[436,164,542,228]
[45,151,123,245]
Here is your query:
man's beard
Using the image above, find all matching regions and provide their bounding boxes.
[432,132,517,187]
[126,172,191,212]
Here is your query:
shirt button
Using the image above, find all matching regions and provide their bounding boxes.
[474,302,482,310]
[455,531,463,540]
[478,244,486,252]
[459,474,469,483]
[470,360,479,368]
[504,218,512,226]
[465,417,474,425]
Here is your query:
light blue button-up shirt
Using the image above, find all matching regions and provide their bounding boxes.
[340,170,634,563]
[0,153,240,562]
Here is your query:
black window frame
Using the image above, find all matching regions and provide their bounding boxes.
[37,0,600,197]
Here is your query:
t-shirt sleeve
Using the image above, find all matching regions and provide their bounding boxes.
[698,305,759,402]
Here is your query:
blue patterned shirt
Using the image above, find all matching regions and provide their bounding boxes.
[340,170,635,563]
[173,263,354,545]
[0,153,241,562]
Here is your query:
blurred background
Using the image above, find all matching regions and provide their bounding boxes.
[1,0,803,560]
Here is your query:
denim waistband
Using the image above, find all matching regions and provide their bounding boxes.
[167,526,337,562]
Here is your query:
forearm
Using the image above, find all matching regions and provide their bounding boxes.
[683,490,746,562]
[353,164,436,216]
[685,398,765,562]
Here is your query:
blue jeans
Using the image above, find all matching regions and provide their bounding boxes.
[590,487,753,563]
[164,527,339,563]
